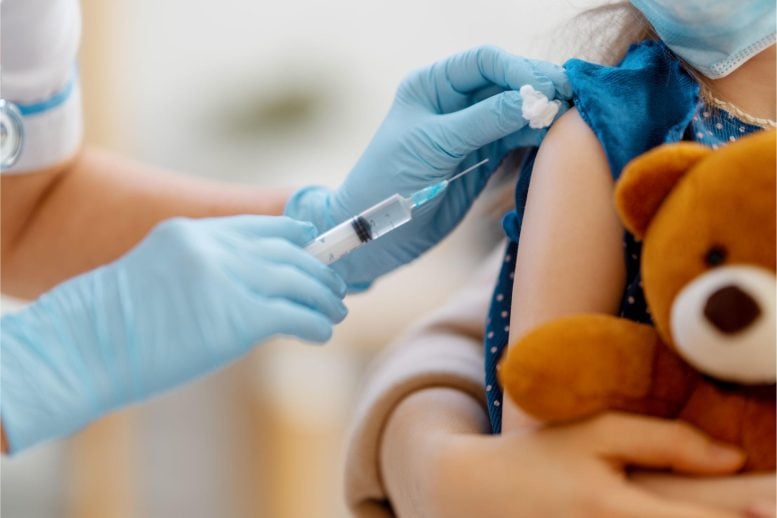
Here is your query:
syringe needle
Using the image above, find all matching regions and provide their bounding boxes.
[447,158,490,183]
[410,158,492,209]
[305,158,491,265]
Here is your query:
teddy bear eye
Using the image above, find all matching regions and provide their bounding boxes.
[704,246,727,267]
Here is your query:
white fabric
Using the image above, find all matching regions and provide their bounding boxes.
[344,245,504,517]
[1,0,83,173]
[3,83,84,174]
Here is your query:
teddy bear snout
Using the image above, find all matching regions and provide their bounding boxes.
[670,265,776,384]
[704,285,761,334]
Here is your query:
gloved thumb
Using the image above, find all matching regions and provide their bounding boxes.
[214,215,318,245]
[436,90,528,158]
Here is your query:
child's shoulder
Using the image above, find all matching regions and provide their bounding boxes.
[563,40,701,178]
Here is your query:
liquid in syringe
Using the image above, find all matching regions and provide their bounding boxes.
[304,159,488,265]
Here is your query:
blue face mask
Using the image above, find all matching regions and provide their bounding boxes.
[630,0,776,78]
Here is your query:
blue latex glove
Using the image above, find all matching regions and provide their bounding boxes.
[285,46,571,290]
[1,216,347,453]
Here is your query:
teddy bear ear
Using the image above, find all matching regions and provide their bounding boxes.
[615,143,712,239]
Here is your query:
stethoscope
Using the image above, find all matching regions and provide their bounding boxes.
[0,99,24,169]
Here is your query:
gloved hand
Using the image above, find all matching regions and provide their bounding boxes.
[285,45,571,290]
[1,216,347,453]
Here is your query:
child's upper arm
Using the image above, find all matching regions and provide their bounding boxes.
[507,106,626,344]
[501,107,627,431]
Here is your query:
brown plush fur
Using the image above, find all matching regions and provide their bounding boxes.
[499,130,776,471]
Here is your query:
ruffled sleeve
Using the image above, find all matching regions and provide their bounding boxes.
[564,40,699,179]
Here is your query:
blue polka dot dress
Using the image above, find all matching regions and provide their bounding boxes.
[483,40,764,433]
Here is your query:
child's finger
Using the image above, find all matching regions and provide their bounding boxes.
[582,413,746,475]
[632,471,776,512]
[603,486,741,518]
[745,501,777,518]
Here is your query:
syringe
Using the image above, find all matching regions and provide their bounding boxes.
[305,159,489,265]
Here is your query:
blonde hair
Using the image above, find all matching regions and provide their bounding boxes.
[484,2,657,217]
[563,2,657,65]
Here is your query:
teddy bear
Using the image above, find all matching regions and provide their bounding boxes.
[499,129,776,471]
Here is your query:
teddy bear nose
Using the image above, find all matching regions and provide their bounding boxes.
[703,285,761,334]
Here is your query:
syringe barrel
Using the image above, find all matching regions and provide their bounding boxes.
[305,218,366,265]
[304,194,413,265]
[362,193,414,239]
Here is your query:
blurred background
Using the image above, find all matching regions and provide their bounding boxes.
[2,0,595,516]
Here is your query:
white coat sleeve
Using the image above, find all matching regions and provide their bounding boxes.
[344,244,504,517]
[1,0,83,173]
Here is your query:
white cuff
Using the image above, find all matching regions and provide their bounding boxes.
[3,78,83,174]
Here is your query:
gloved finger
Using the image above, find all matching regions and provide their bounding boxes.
[582,413,745,475]
[497,126,545,151]
[435,90,528,158]
[600,486,740,518]
[528,60,572,100]
[443,45,556,100]
[257,299,335,343]
[469,84,505,105]
[241,262,348,323]
[248,238,347,297]
[212,215,318,246]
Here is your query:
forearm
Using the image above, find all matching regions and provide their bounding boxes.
[1,147,293,298]
[380,388,489,518]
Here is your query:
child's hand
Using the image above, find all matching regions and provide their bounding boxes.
[423,413,745,518]
[632,472,776,518]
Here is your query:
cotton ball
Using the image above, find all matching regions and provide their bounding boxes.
[519,85,562,129]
